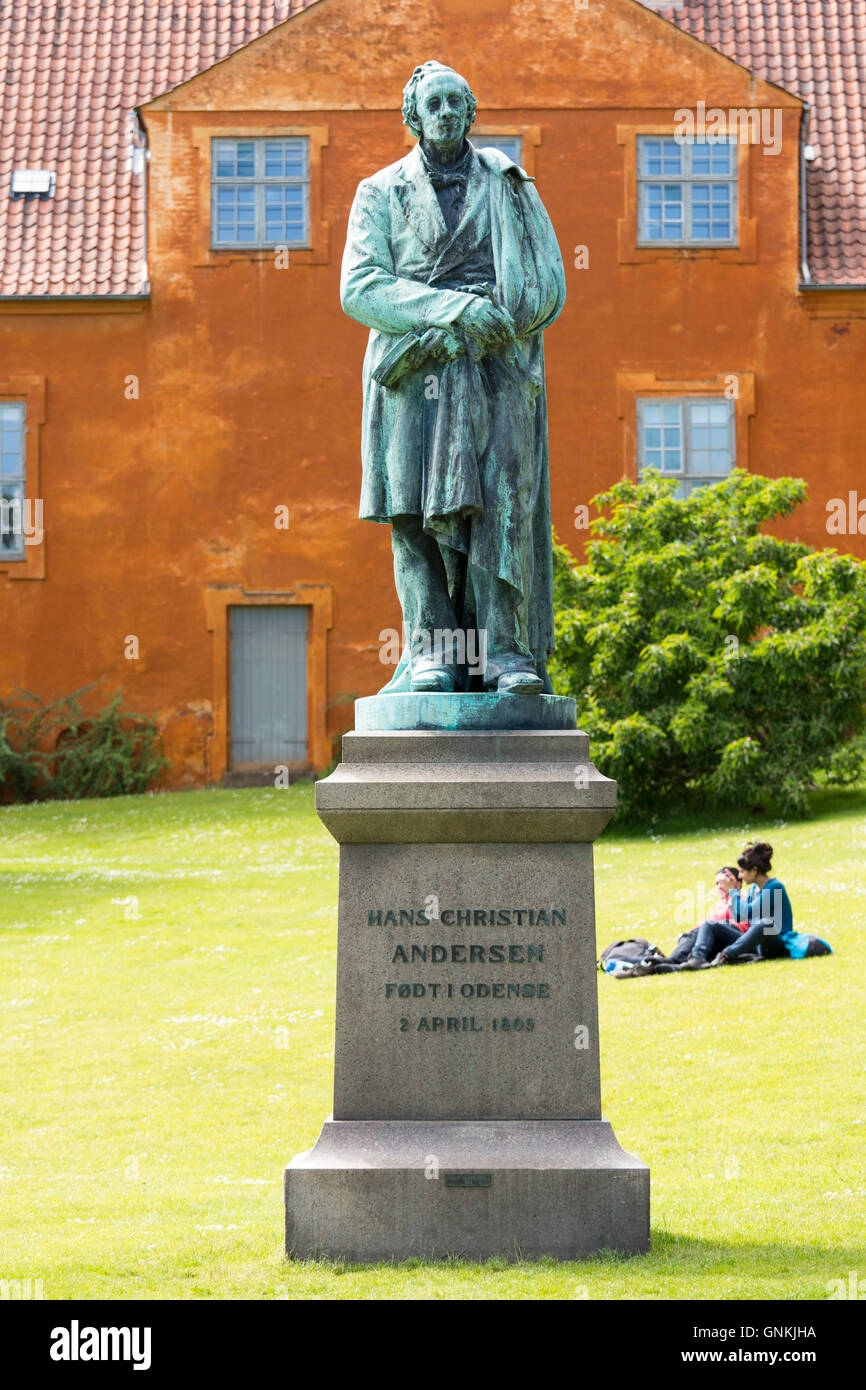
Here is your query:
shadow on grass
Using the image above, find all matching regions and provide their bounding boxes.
[285,1230,865,1275]
[608,783,866,840]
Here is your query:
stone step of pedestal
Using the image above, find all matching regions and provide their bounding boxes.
[317,729,615,843]
[286,1118,650,1261]
[316,807,616,843]
[341,728,591,763]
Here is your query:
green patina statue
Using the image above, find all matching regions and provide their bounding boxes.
[341,60,566,697]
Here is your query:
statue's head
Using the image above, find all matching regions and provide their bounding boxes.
[402,61,477,145]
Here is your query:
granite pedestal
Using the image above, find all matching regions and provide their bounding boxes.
[285,699,650,1260]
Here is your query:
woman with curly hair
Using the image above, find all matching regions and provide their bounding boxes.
[687,841,796,967]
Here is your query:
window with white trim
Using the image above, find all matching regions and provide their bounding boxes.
[637,136,737,246]
[0,401,26,559]
[211,138,309,248]
[637,397,735,497]
[469,134,523,164]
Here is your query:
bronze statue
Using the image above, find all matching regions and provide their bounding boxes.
[341,60,566,696]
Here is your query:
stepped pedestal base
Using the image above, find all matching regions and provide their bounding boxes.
[286,1118,649,1262]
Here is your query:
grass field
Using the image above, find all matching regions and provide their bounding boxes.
[1,782,864,1300]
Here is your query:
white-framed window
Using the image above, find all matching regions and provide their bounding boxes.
[0,401,26,560]
[637,136,737,246]
[469,134,523,164]
[211,138,310,248]
[637,397,735,497]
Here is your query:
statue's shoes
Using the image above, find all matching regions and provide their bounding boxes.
[410,666,456,693]
[495,670,544,696]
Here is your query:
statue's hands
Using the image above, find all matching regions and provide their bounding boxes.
[417,326,465,363]
[458,296,515,350]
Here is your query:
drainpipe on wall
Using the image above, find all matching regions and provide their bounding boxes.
[799,101,811,286]
[131,108,150,295]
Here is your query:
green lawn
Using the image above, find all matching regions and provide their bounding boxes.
[1,783,864,1299]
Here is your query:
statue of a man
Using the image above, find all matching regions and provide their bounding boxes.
[341,60,566,695]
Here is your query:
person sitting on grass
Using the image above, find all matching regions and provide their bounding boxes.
[630,864,742,974]
[677,864,750,970]
[685,840,795,968]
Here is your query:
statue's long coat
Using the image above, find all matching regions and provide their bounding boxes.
[340,142,566,675]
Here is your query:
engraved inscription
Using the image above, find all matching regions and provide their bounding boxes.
[370,904,568,1038]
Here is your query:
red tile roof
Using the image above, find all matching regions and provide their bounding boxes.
[0,2,312,296]
[660,0,866,285]
[0,1,862,295]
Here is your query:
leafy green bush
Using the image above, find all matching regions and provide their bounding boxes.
[0,687,167,802]
[551,470,866,817]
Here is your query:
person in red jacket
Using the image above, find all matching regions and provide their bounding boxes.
[678,864,748,968]
[635,865,742,972]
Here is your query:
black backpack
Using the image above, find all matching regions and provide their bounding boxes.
[804,935,833,957]
[598,938,662,972]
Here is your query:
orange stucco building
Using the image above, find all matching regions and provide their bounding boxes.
[1,0,864,785]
